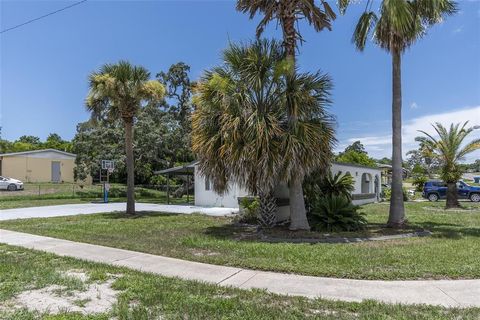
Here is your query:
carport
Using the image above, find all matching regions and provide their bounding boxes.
[154,162,196,204]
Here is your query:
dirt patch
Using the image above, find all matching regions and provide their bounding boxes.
[3,270,122,315]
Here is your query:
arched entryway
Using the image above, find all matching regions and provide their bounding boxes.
[361,173,372,193]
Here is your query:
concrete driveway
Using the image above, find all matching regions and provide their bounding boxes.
[0,202,238,221]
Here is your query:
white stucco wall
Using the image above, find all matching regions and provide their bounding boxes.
[330,162,382,205]
[194,163,382,208]
[194,167,249,208]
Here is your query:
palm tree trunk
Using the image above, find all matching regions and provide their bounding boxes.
[388,49,406,228]
[289,175,310,230]
[281,2,310,231]
[446,182,460,209]
[124,117,135,215]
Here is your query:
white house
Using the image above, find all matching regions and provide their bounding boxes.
[156,161,382,211]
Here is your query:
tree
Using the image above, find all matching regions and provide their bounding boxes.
[44,133,72,152]
[86,61,165,214]
[352,0,457,227]
[419,122,480,209]
[406,136,439,177]
[192,39,335,229]
[344,140,367,154]
[74,63,194,186]
[336,150,377,167]
[236,0,348,230]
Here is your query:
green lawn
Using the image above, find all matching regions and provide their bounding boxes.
[1,201,479,280]
[1,244,478,320]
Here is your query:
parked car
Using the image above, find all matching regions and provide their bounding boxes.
[0,176,24,191]
[422,180,480,202]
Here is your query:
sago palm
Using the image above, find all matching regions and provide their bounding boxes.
[419,122,480,209]
[192,40,336,228]
[237,0,348,230]
[352,0,457,227]
[86,61,165,214]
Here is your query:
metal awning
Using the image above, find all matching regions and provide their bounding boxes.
[154,161,198,176]
[154,161,198,205]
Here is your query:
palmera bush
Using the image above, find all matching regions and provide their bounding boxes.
[304,171,367,232]
[309,195,367,232]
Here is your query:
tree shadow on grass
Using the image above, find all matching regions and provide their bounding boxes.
[100,211,181,220]
[414,221,480,239]
[203,222,428,244]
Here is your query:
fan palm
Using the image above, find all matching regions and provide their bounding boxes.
[352,0,457,227]
[192,39,336,228]
[86,61,165,214]
[236,0,348,230]
[419,122,480,209]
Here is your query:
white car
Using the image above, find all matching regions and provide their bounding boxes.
[0,176,24,191]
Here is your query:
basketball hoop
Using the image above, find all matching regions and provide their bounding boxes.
[107,167,114,174]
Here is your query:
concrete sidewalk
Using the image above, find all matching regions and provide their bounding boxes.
[1,229,478,308]
[0,203,238,221]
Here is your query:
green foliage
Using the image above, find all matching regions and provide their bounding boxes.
[336,150,377,167]
[353,0,457,54]
[412,175,428,192]
[419,122,480,183]
[304,171,355,207]
[310,195,367,232]
[344,140,367,154]
[192,39,335,195]
[237,197,260,224]
[0,133,72,154]
[382,187,409,201]
[74,63,195,184]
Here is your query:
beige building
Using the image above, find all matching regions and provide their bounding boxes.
[0,149,77,183]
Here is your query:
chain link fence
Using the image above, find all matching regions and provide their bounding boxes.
[0,183,194,204]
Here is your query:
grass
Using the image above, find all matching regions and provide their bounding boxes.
[1,244,479,319]
[0,182,193,209]
[1,201,479,280]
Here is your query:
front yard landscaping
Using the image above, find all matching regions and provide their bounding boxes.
[1,201,479,280]
[1,244,479,320]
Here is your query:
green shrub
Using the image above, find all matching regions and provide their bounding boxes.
[309,195,367,232]
[236,197,260,224]
[382,187,409,201]
[412,175,428,192]
[304,170,355,211]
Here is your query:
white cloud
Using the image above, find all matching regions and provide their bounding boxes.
[452,26,463,34]
[410,102,419,109]
[344,106,480,162]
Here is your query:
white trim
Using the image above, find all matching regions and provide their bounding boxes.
[0,149,76,158]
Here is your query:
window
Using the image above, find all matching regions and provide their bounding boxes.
[205,178,211,191]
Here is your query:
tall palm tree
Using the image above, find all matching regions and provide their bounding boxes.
[352,0,457,227]
[86,61,165,214]
[236,0,348,230]
[419,122,480,209]
[192,40,336,227]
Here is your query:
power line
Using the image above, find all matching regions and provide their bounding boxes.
[0,0,87,35]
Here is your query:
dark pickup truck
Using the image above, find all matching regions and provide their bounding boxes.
[422,180,480,202]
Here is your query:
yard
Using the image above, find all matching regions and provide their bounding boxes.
[2,245,479,319]
[1,201,479,280]
[0,182,193,209]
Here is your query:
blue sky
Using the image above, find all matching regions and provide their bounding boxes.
[1,0,479,161]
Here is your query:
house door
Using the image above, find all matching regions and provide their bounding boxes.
[51,161,61,182]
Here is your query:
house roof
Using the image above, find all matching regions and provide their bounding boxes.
[154,161,198,175]
[332,161,381,171]
[0,149,76,158]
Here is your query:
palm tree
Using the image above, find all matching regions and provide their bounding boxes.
[236,0,348,230]
[419,122,480,209]
[192,40,336,228]
[352,0,457,227]
[86,61,165,214]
